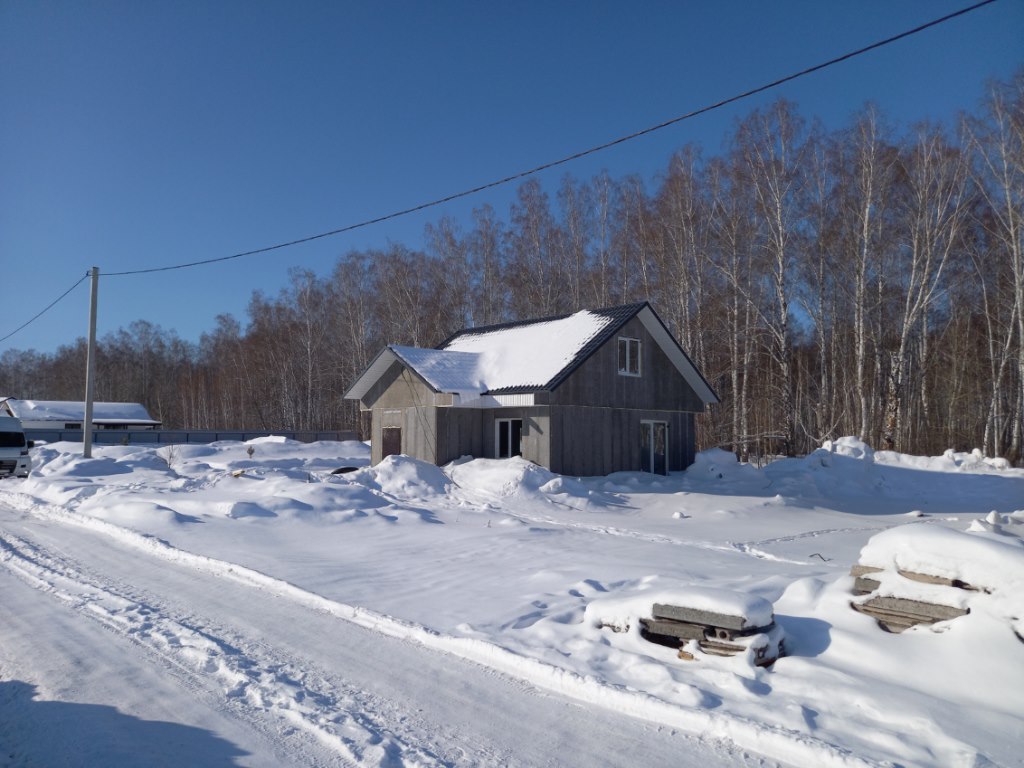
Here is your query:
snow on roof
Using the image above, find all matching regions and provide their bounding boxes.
[345,302,718,404]
[439,309,614,392]
[390,346,488,398]
[4,399,160,424]
[352,310,620,400]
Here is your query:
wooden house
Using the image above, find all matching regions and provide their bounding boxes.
[0,398,161,431]
[344,302,718,476]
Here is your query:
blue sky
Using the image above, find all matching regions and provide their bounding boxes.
[2,1,1021,356]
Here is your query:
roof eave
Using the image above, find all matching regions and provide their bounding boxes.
[344,346,446,402]
[544,302,648,391]
[637,305,720,405]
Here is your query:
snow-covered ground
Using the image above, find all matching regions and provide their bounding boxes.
[1,436,1022,767]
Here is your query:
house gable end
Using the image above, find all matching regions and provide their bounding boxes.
[546,305,717,407]
[351,357,448,413]
[346,346,459,408]
[550,316,706,411]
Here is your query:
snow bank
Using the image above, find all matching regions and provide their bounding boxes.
[821,436,875,461]
[813,437,1014,474]
[684,448,768,488]
[349,455,452,499]
[781,438,1024,514]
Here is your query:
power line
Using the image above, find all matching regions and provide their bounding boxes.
[2,0,994,347]
[0,272,90,345]
[105,0,997,279]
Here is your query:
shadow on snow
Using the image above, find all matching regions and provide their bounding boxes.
[0,680,249,767]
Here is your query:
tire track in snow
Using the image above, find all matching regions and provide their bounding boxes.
[1,491,884,768]
[0,528,445,768]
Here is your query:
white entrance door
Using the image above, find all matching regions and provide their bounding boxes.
[641,421,668,475]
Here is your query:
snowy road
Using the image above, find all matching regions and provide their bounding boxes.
[0,501,778,768]
[5,440,1021,767]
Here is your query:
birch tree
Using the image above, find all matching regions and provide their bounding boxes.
[735,100,806,455]
[883,124,969,450]
[835,106,898,444]
[964,71,1024,461]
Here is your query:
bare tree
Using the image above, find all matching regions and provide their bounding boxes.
[505,180,565,319]
[466,204,508,326]
[735,100,807,455]
[963,71,1024,462]
[883,124,969,450]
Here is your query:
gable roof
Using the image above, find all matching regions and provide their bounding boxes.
[345,302,719,405]
[1,398,161,425]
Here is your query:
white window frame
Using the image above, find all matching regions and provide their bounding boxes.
[640,419,669,475]
[618,336,641,377]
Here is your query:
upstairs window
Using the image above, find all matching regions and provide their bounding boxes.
[618,337,641,377]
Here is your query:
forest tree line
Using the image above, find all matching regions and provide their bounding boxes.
[2,72,1022,464]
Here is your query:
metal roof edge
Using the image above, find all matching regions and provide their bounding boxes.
[545,302,647,391]
[438,302,651,350]
[636,305,720,405]
[344,345,449,402]
[342,346,397,401]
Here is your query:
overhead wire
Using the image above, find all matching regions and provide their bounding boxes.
[104,0,997,278]
[0,272,90,345]
[0,0,999,345]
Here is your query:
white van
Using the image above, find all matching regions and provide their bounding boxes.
[0,415,32,478]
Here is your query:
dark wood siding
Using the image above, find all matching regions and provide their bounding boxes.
[549,405,694,477]
[479,407,550,467]
[360,319,704,474]
[435,408,483,466]
[550,318,704,412]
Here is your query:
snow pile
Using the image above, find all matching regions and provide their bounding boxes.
[858,523,1024,636]
[860,523,1024,585]
[684,448,768,488]
[798,438,882,495]
[968,509,1024,539]
[586,585,775,632]
[349,454,452,499]
[448,456,595,502]
[821,436,875,461]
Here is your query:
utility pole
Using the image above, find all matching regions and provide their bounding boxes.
[83,267,99,458]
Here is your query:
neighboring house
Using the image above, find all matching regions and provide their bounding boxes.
[344,302,718,476]
[0,398,161,430]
